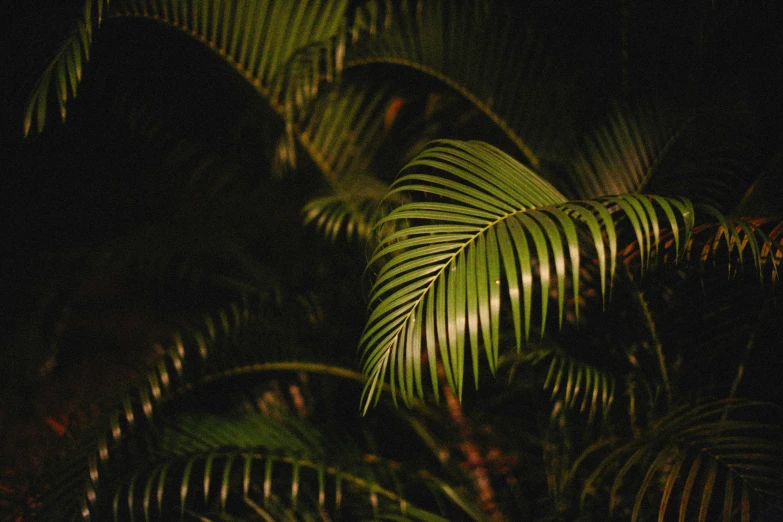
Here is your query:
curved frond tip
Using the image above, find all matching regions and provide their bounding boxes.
[24,0,350,136]
[24,0,108,136]
[347,0,577,168]
[582,400,783,522]
[359,140,693,411]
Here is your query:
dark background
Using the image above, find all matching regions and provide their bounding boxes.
[2,1,782,519]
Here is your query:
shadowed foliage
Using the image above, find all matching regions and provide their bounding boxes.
[4,0,783,520]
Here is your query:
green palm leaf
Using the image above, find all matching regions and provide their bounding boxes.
[126,411,481,521]
[359,140,693,411]
[30,299,254,521]
[535,350,616,423]
[501,347,617,424]
[286,83,391,182]
[570,100,683,199]
[303,174,398,243]
[23,0,106,136]
[111,448,468,521]
[581,400,783,522]
[345,0,576,169]
[295,83,401,242]
[645,210,783,283]
[24,0,349,136]
[571,98,763,210]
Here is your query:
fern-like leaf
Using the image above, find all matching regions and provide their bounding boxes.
[571,98,763,210]
[359,140,693,411]
[346,0,576,169]
[581,400,783,522]
[570,100,683,199]
[23,0,109,136]
[24,0,349,136]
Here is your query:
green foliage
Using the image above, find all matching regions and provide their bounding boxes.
[11,0,783,521]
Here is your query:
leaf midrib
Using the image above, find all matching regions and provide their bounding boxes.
[345,56,540,170]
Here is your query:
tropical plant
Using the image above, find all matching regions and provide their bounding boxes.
[5,0,783,521]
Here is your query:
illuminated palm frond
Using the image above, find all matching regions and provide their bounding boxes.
[24,0,349,137]
[359,140,693,411]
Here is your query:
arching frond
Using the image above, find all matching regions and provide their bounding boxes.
[303,175,397,243]
[571,98,763,210]
[110,447,474,521]
[643,210,783,283]
[30,299,254,521]
[293,83,400,242]
[346,0,576,169]
[570,100,682,198]
[581,400,783,522]
[283,83,391,180]
[24,0,349,136]
[535,351,616,423]
[359,140,693,411]
[502,348,618,425]
[38,368,481,520]
[23,0,109,136]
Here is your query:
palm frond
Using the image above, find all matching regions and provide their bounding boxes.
[581,400,783,522]
[303,175,398,243]
[359,140,693,411]
[346,0,576,169]
[539,351,616,423]
[283,83,391,180]
[570,100,683,199]
[49,377,481,520]
[502,349,617,424]
[24,0,349,136]
[110,447,472,521]
[571,98,763,210]
[30,298,254,520]
[644,210,783,283]
[23,0,109,136]
[300,88,487,243]
[293,83,401,242]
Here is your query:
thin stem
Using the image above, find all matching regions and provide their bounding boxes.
[622,266,672,407]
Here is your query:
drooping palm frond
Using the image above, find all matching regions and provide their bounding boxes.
[636,210,783,283]
[29,298,255,521]
[687,211,783,282]
[536,351,616,423]
[32,304,483,521]
[22,0,108,136]
[103,410,482,521]
[502,346,619,425]
[581,400,783,522]
[345,0,577,169]
[359,140,693,411]
[300,89,482,243]
[24,0,349,137]
[570,100,683,199]
[303,174,398,243]
[570,98,763,210]
[293,83,400,242]
[282,83,391,181]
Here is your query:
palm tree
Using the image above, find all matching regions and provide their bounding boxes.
[6,0,783,520]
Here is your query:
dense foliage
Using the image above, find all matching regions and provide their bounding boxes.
[4,1,783,520]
